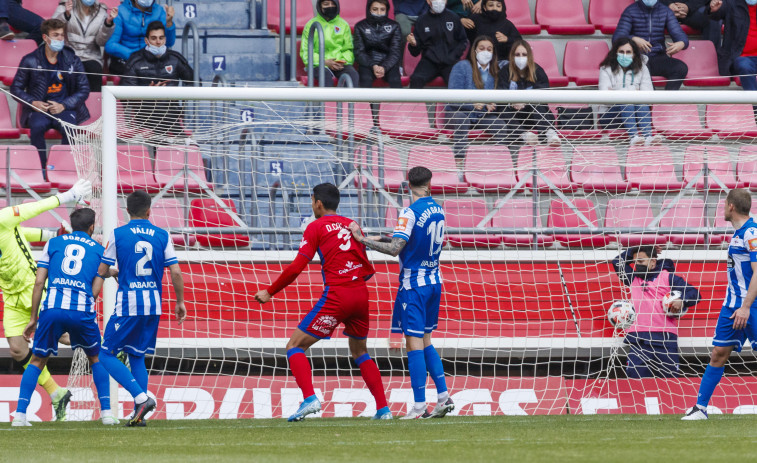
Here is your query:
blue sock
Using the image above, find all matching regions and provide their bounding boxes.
[16,364,42,414]
[696,365,725,409]
[423,345,448,395]
[99,350,144,399]
[407,349,427,404]
[91,362,111,412]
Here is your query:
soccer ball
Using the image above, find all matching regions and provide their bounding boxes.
[662,290,684,318]
[607,300,636,330]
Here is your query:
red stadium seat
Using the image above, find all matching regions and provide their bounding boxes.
[0,96,21,139]
[189,199,250,248]
[83,92,102,125]
[604,198,665,246]
[22,0,57,18]
[0,40,37,86]
[737,145,757,191]
[651,104,712,141]
[529,41,569,87]
[705,104,757,139]
[378,102,440,140]
[353,144,404,192]
[443,199,500,247]
[535,0,595,35]
[406,145,466,193]
[464,145,517,192]
[625,145,684,191]
[682,145,738,191]
[267,0,314,34]
[338,1,367,31]
[46,145,82,190]
[324,101,374,139]
[548,198,610,248]
[676,41,731,87]
[491,198,553,247]
[503,0,541,35]
[0,144,51,193]
[588,0,634,34]
[100,0,121,8]
[659,198,706,246]
[116,145,160,193]
[150,198,196,247]
[563,41,609,87]
[516,145,576,192]
[570,145,628,192]
[154,146,208,192]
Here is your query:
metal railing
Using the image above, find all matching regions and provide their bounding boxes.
[181,21,201,86]
[274,0,298,81]
[306,21,325,87]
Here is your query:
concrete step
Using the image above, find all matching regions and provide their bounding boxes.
[196,52,280,82]
[200,30,276,54]
[172,0,253,30]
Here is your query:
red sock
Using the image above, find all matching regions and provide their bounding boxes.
[357,354,388,409]
[287,349,315,398]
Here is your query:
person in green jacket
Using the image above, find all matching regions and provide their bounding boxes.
[300,0,359,87]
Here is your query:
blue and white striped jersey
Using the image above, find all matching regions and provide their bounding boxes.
[392,196,444,289]
[37,231,104,314]
[724,218,757,310]
[102,219,178,317]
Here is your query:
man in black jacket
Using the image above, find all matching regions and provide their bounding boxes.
[10,18,90,176]
[354,0,403,88]
[407,0,468,88]
[662,0,721,48]
[462,0,521,65]
[121,20,193,137]
[708,0,757,86]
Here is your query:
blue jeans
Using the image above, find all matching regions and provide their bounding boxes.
[599,104,652,137]
[0,0,42,44]
[734,56,757,91]
[29,110,76,168]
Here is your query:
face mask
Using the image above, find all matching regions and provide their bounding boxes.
[137,0,154,8]
[321,5,338,20]
[81,0,96,6]
[483,8,502,20]
[748,0,757,5]
[476,50,492,66]
[146,43,166,56]
[48,38,65,52]
[431,0,446,14]
[634,265,649,275]
[370,13,386,22]
[641,0,657,7]
[617,53,633,68]
[514,56,528,70]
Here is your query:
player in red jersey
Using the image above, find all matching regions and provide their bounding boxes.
[254,183,391,421]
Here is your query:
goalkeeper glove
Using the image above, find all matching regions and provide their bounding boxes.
[56,179,92,206]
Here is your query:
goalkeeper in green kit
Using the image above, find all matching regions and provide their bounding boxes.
[2,179,91,421]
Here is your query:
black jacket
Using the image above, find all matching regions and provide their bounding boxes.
[353,1,403,69]
[120,48,194,87]
[465,9,521,61]
[408,8,468,66]
[10,44,90,128]
[499,63,550,89]
[708,0,756,76]
[660,0,709,27]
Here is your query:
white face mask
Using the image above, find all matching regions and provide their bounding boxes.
[476,50,493,66]
[514,56,528,70]
[430,0,446,14]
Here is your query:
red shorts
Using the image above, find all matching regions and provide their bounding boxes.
[298,283,370,339]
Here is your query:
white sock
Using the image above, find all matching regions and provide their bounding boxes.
[696,404,707,411]
[14,412,26,421]
[413,402,426,411]
[135,392,148,404]
[437,392,449,403]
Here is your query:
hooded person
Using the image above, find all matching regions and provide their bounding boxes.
[612,245,701,378]
[462,0,521,64]
[353,0,403,88]
[300,0,359,87]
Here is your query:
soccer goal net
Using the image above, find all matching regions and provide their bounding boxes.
[59,86,757,420]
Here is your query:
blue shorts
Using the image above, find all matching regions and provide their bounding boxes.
[33,309,101,358]
[101,315,160,357]
[391,285,441,338]
[712,304,757,352]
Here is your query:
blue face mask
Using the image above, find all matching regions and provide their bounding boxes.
[81,0,96,6]
[642,0,657,7]
[48,38,65,52]
[617,53,633,68]
[137,0,154,8]
[748,0,757,5]
[146,43,166,56]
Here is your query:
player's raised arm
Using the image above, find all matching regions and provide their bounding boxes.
[0,179,90,229]
[168,263,187,324]
[255,223,320,304]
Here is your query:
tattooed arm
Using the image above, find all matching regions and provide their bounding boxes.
[349,222,407,257]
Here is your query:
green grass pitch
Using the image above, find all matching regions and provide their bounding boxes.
[3,415,757,462]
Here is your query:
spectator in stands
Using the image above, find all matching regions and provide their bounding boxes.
[105,0,175,77]
[354,0,403,89]
[54,0,118,92]
[447,35,506,168]
[301,0,359,87]
[10,19,90,179]
[393,0,428,42]
[612,246,701,378]
[708,0,757,87]
[0,0,43,43]
[462,0,521,67]
[662,1,722,48]
[407,0,468,88]
[499,40,560,147]
[598,38,663,146]
[447,0,475,19]
[613,0,689,91]
[120,21,193,138]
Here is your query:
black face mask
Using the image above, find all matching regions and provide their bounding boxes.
[322,6,338,21]
[635,265,649,275]
[370,13,387,23]
[483,8,502,20]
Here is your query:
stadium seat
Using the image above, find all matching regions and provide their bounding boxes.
[151,198,197,247]
[22,0,58,18]
[406,146,466,193]
[353,144,404,192]
[588,0,634,34]
[547,198,610,248]
[651,104,712,141]
[116,145,160,193]
[267,0,314,34]
[604,198,665,246]
[0,96,21,139]
[625,146,684,191]
[705,104,757,139]
[535,0,595,35]
[737,145,757,191]
[324,101,375,139]
[189,198,250,248]
[0,40,37,86]
[682,145,738,190]
[443,199,500,247]
[675,40,731,87]
[0,145,51,193]
[434,103,493,140]
[83,92,102,125]
[570,145,628,192]
[464,145,517,192]
[154,146,208,192]
[100,0,121,8]
[659,198,707,246]
[516,146,576,192]
[563,41,610,87]
[378,102,440,140]
[338,1,367,30]
[503,0,541,35]
[491,198,554,247]
[529,41,569,87]
[46,145,83,190]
